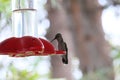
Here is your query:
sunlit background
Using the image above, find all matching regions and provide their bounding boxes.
[0,0,120,80]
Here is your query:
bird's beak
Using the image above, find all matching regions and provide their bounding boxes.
[51,37,56,42]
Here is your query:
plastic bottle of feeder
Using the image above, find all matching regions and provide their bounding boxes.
[12,0,38,37]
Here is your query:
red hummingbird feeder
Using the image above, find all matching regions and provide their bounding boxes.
[0,0,67,64]
[0,36,65,57]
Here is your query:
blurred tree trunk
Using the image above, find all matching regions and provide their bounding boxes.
[46,0,75,80]
[64,0,114,80]
[46,0,114,80]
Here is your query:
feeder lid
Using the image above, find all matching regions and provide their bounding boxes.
[0,36,44,55]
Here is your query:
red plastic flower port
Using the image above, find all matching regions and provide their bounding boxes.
[38,38,65,56]
[0,36,65,57]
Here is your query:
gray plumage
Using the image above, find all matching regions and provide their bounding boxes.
[51,33,68,64]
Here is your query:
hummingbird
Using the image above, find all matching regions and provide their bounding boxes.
[51,33,68,64]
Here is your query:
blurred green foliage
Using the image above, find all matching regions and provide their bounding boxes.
[111,46,120,59]
[0,59,41,80]
[6,63,40,80]
[0,0,10,11]
[0,57,52,80]
[0,0,11,32]
[0,0,11,18]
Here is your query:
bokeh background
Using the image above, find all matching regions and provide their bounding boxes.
[0,0,120,80]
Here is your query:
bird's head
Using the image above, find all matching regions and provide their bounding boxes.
[51,33,63,42]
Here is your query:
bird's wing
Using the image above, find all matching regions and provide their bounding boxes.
[64,42,68,55]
